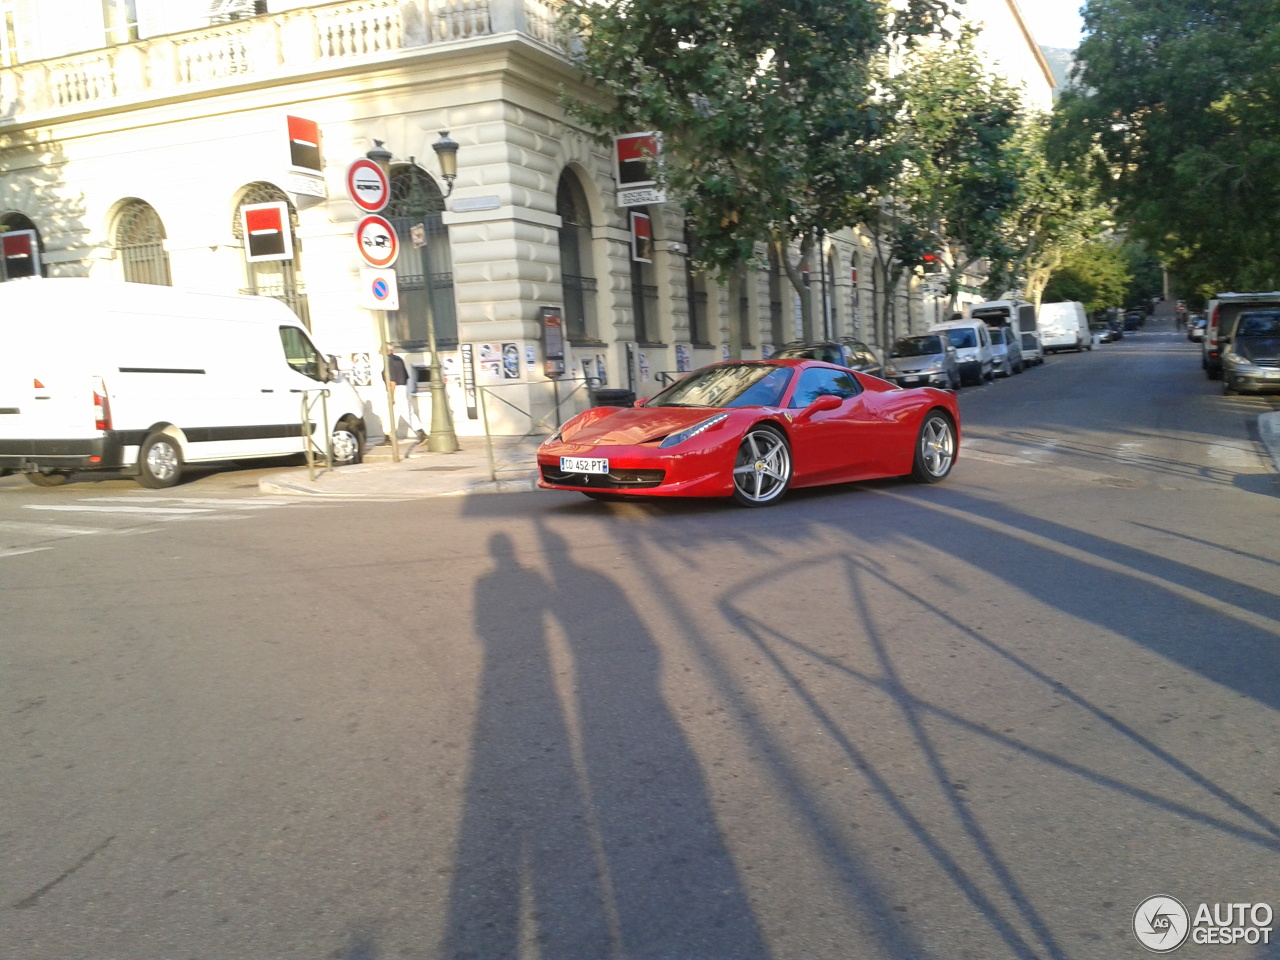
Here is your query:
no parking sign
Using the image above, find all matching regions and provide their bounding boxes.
[361,268,399,310]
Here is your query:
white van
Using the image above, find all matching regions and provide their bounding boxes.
[1038,301,1091,353]
[0,278,368,487]
[929,319,994,386]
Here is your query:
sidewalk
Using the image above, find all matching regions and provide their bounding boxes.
[258,434,543,499]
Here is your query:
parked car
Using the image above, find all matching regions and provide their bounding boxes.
[1089,319,1117,343]
[771,338,885,379]
[1040,301,1092,353]
[988,325,1024,376]
[1222,311,1280,395]
[929,319,995,385]
[1203,292,1280,379]
[537,359,961,506]
[884,333,962,389]
[1020,330,1046,365]
[1188,316,1207,342]
[1123,310,1144,331]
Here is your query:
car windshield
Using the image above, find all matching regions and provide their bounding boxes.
[1237,312,1280,337]
[1021,334,1037,348]
[648,364,793,408]
[891,335,942,358]
[944,328,977,349]
[990,328,1006,344]
[772,344,844,364]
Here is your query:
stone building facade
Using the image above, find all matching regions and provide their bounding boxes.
[0,0,1052,437]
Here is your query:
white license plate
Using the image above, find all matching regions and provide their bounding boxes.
[561,456,609,475]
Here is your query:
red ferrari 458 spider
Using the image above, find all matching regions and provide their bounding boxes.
[538,359,960,506]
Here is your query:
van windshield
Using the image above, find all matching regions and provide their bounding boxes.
[945,329,977,349]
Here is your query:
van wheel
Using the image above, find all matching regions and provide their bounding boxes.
[331,418,364,465]
[27,471,69,487]
[138,433,183,488]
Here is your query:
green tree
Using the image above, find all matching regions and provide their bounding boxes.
[558,0,954,342]
[1056,0,1280,294]
[1042,241,1133,312]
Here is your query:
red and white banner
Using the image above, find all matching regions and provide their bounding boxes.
[287,116,322,173]
[615,132,666,207]
[630,210,653,263]
[0,229,39,280]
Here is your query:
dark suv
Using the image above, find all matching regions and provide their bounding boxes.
[770,338,885,378]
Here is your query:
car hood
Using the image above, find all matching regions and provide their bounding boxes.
[1233,338,1280,361]
[564,406,730,445]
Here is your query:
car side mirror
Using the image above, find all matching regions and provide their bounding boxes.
[798,394,843,420]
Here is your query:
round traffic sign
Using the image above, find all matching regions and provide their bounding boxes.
[372,277,390,300]
[355,215,398,268]
[346,158,390,213]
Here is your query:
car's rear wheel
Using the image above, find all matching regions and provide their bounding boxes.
[911,412,956,484]
[138,432,183,488]
[731,425,792,507]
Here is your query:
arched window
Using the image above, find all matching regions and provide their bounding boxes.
[0,213,43,281]
[114,199,171,286]
[384,163,457,347]
[557,172,597,342]
[232,182,308,326]
[683,222,710,345]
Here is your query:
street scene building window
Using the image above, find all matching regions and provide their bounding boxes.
[113,198,170,286]
[385,163,457,348]
[630,206,659,344]
[232,182,309,328]
[768,246,785,348]
[0,212,41,281]
[557,171,597,342]
[684,222,710,345]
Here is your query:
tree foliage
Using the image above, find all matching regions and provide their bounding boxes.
[1042,241,1133,312]
[1056,0,1280,295]
[558,0,954,335]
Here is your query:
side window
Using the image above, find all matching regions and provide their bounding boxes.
[980,327,990,347]
[789,367,862,407]
[279,325,322,381]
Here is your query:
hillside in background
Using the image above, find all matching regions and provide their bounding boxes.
[1041,46,1075,98]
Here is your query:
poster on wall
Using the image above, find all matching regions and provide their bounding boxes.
[675,343,691,372]
[477,343,503,382]
[349,352,372,386]
[502,343,520,380]
[721,344,731,362]
[440,354,461,385]
[595,354,609,386]
[460,343,478,419]
[760,344,774,361]
[638,352,650,382]
[525,344,537,368]
[581,357,595,384]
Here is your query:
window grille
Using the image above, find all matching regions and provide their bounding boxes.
[115,200,171,286]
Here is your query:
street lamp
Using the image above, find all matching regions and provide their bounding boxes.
[403,133,461,453]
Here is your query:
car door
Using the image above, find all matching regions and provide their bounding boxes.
[786,366,883,485]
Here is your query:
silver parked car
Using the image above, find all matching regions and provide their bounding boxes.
[1020,330,1046,365]
[989,325,1024,376]
[1222,310,1280,395]
[884,333,962,390]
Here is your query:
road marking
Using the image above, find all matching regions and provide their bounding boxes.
[0,546,51,558]
[86,496,293,508]
[23,504,211,516]
[0,520,105,537]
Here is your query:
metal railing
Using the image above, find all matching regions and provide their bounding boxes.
[476,375,595,481]
[298,388,333,481]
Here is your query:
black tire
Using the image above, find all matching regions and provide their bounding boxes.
[949,371,961,390]
[1207,366,1221,380]
[1223,380,1236,396]
[331,418,365,465]
[731,424,792,507]
[983,366,994,383]
[911,412,956,484]
[137,432,183,488]
[26,471,69,487]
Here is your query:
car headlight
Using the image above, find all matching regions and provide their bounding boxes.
[658,413,729,448]
[1224,350,1249,366]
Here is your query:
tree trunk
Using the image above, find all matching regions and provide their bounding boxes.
[774,232,814,343]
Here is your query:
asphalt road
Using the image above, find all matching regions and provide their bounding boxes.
[1,327,1277,960]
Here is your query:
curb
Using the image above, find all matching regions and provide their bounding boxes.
[256,468,539,499]
[1258,412,1280,473]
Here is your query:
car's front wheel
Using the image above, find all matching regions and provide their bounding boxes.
[138,432,183,488]
[731,425,792,507]
[911,412,956,484]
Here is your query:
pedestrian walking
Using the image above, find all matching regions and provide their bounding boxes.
[387,351,426,442]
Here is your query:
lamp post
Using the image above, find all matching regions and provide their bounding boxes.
[373,132,461,454]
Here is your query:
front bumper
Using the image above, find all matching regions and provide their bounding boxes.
[1224,364,1280,393]
[890,370,951,388]
[537,440,733,497]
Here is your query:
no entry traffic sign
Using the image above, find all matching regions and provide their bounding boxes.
[355,214,399,268]
[346,158,390,213]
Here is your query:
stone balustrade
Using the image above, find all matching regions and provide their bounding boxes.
[0,0,563,121]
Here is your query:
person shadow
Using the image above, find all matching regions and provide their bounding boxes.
[443,530,768,959]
